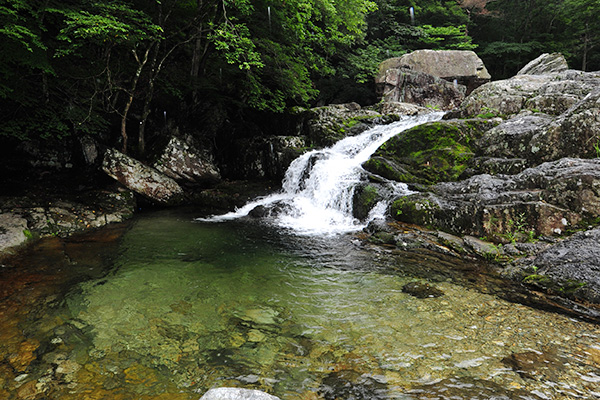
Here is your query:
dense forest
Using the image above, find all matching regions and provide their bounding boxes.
[1,0,598,158]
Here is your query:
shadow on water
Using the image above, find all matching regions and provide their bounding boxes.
[0,209,599,400]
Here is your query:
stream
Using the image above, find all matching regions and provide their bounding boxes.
[1,115,599,399]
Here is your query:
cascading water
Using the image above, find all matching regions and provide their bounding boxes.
[202,112,444,234]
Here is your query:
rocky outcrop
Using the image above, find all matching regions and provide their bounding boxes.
[392,158,600,239]
[0,188,135,257]
[376,50,491,105]
[225,136,306,180]
[516,228,600,305]
[517,53,569,75]
[362,54,600,313]
[450,69,600,119]
[102,148,184,206]
[302,102,403,147]
[153,135,221,186]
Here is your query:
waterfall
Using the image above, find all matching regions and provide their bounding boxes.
[200,112,444,235]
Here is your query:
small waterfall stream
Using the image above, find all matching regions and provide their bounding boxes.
[202,112,444,235]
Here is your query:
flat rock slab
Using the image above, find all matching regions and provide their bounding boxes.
[199,388,281,400]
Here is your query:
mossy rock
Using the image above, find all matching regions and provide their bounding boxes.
[522,273,587,298]
[390,194,441,226]
[353,183,384,220]
[362,157,417,183]
[369,119,498,184]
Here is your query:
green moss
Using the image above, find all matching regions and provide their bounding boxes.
[372,120,493,184]
[523,274,587,295]
[390,196,440,225]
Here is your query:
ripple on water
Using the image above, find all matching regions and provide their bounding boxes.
[0,210,599,399]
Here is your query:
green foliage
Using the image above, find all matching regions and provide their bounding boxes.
[51,2,163,56]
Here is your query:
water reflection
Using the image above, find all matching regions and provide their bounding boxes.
[0,210,598,399]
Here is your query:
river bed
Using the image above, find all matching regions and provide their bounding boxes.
[1,208,599,399]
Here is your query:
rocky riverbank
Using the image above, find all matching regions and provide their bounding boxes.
[362,53,600,320]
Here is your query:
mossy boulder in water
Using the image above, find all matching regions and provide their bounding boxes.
[364,119,498,184]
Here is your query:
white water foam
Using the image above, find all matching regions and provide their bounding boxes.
[199,112,444,235]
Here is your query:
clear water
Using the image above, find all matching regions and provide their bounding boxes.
[1,210,599,400]
[202,113,444,235]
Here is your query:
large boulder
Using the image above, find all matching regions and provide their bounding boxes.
[377,50,491,97]
[102,148,184,205]
[517,53,569,75]
[375,68,465,110]
[363,119,499,184]
[153,135,221,186]
[391,158,600,240]
[518,227,600,304]
[0,213,28,256]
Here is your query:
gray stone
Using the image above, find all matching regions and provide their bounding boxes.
[378,50,491,94]
[391,158,600,239]
[0,213,29,255]
[376,68,465,110]
[520,227,600,304]
[199,388,280,400]
[154,136,221,185]
[517,53,569,75]
[452,69,600,119]
[102,148,184,205]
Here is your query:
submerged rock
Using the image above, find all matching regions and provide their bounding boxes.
[199,388,280,400]
[402,281,445,298]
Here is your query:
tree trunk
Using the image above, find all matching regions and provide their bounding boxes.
[120,46,151,154]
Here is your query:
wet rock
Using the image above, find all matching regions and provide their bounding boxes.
[402,281,445,298]
[374,101,430,116]
[517,53,569,75]
[517,227,600,304]
[365,119,499,184]
[200,387,281,400]
[302,103,400,147]
[102,148,184,206]
[153,135,221,186]
[352,183,386,220]
[226,136,306,180]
